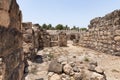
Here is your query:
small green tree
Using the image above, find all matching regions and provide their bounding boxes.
[71,26,76,30]
[55,24,64,30]
[64,25,70,30]
[42,24,48,29]
[47,24,52,30]
[80,28,87,31]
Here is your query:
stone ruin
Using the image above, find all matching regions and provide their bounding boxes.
[22,22,35,58]
[42,30,51,47]
[46,30,68,47]
[23,24,68,49]
[32,24,43,51]
[50,34,59,47]
[22,22,68,58]
[47,30,80,40]
[78,10,120,56]
[0,0,120,80]
[47,30,81,46]
[58,32,67,47]
[0,0,24,80]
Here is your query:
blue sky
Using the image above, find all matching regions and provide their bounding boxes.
[17,0,120,28]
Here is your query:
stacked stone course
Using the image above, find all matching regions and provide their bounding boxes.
[22,22,35,58]
[22,24,68,48]
[58,32,67,47]
[47,30,68,47]
[79,10,120,55]
[32,24,51,48]
[32,24,43,50]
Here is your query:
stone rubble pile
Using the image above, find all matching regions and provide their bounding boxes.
[48,59,106,80]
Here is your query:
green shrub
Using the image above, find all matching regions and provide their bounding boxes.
[84,57,89,62]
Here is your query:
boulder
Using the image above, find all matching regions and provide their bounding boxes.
[91,72,105,80]
[115,30,120,35]
[114,36,120,41]
[63,64,73,75]
[95,66,104,74]
[48,72,54,77]
[48,60,62,74]
[33,55,43,63]
[73,73,82,80]
[73,66,80,72]
[88,64,96,71]
[50,74,61,80]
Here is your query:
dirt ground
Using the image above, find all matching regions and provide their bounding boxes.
[25,41,120,80]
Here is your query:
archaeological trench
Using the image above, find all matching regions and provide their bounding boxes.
[0,0,120,80]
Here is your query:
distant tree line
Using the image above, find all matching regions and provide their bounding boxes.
[40,23,87,31]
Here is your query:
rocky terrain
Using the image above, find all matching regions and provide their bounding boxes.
[0,0,120,80]
[25,41,120,80]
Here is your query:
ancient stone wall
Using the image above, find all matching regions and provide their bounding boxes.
[0,0,25,80]
[22,22,35,58]
[32,24,43,50]
[47,30,80,40]
[29,29,68,47]
[47,31,67,47]
[42,30,51,47]
[50,34,59,47]
[79,10,120,55]
[32,24,51,48]
[58,32,67,47]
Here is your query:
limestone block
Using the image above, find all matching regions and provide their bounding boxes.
[114,36,120,41]
[115,30,120,35]
[0,0,10,11]
[0,11,10,27]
